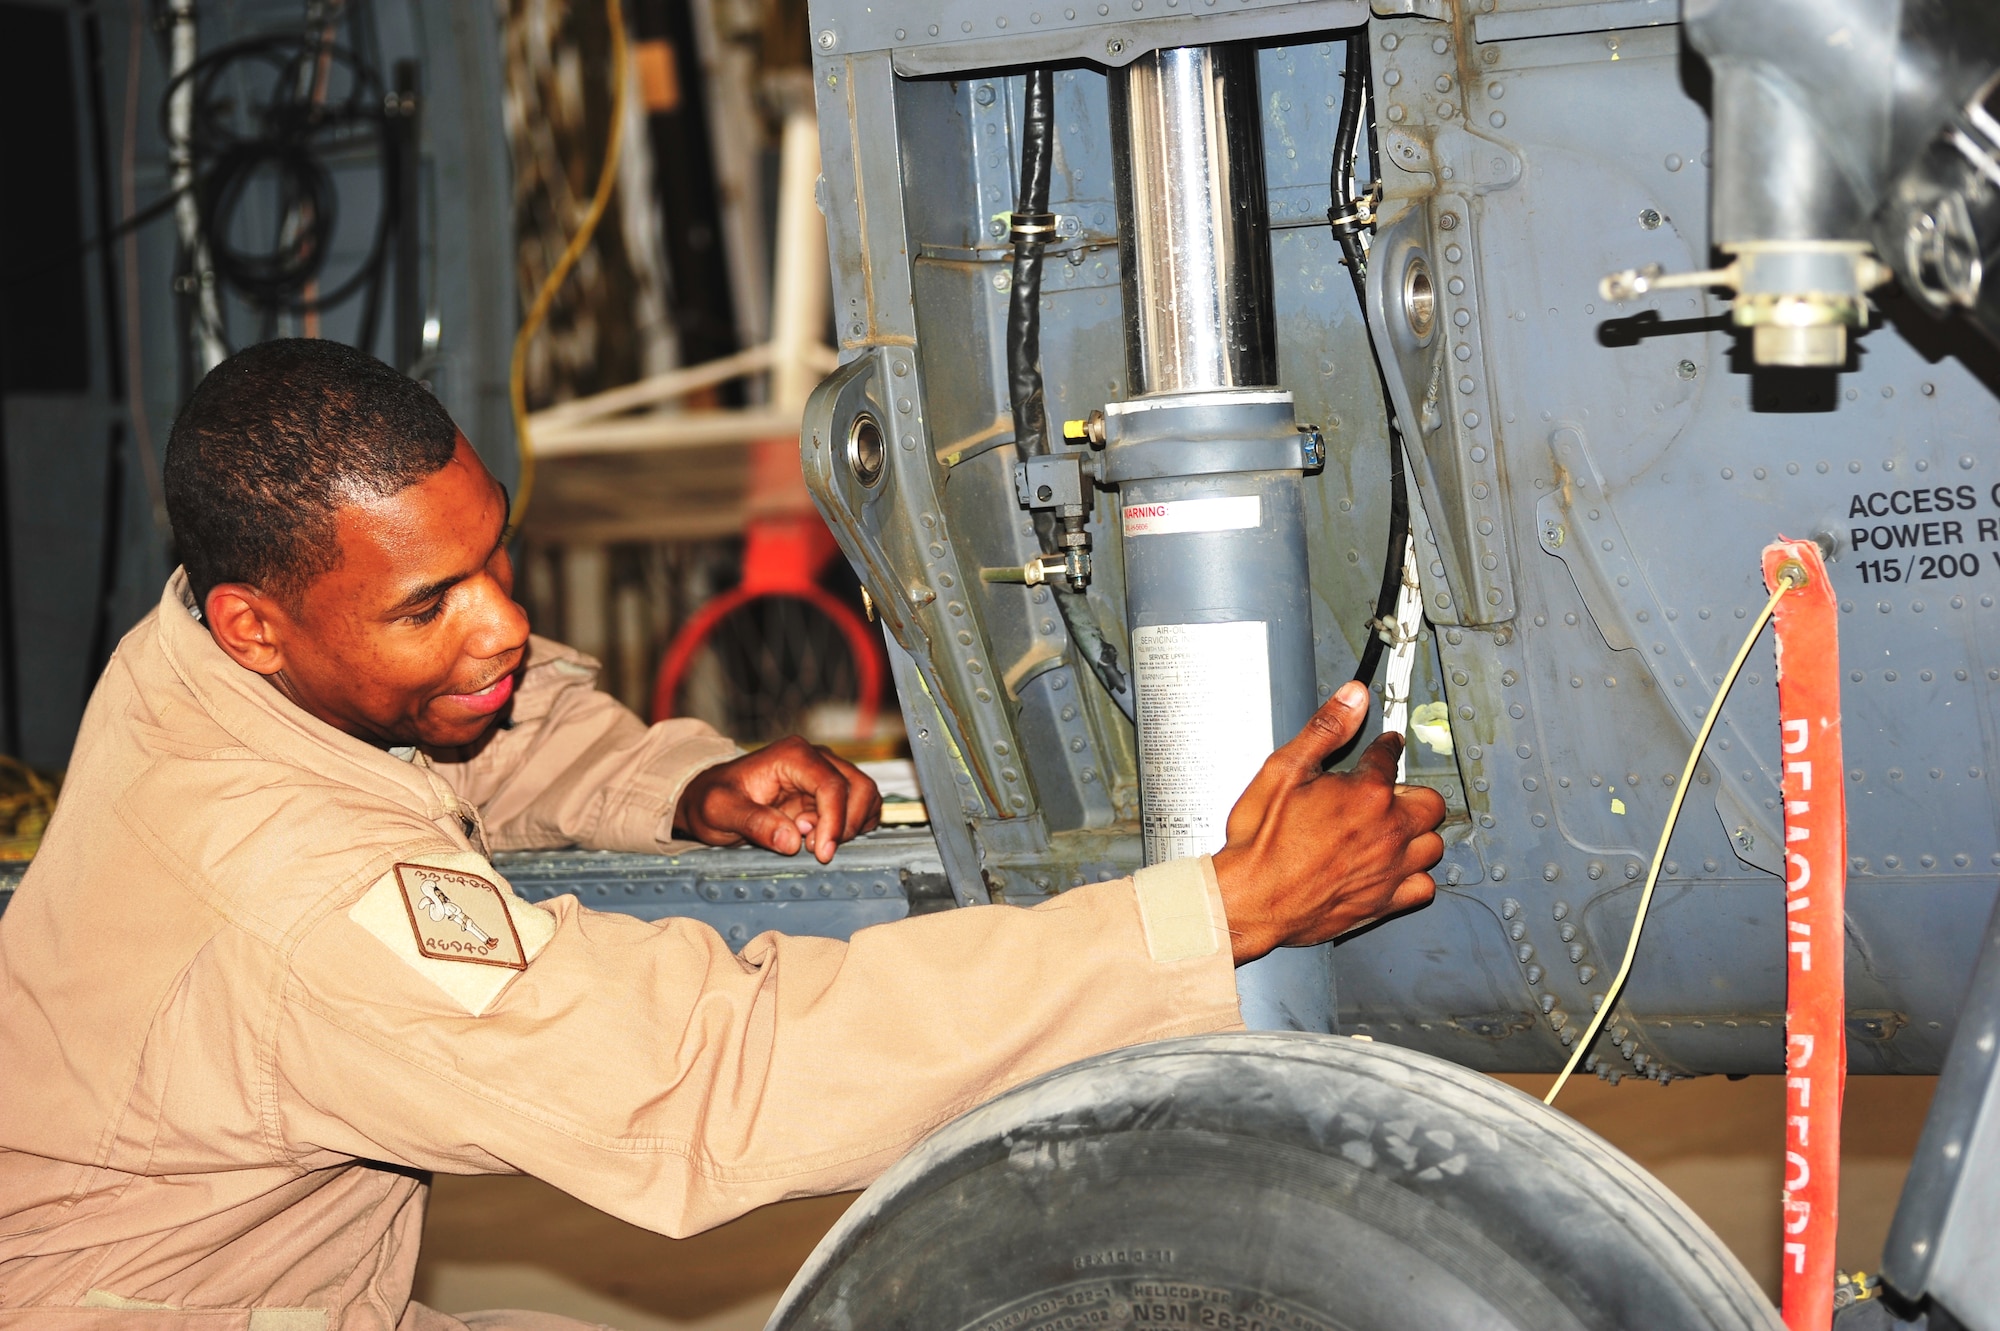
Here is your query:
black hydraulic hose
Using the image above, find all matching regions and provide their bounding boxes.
[1329,34,1411,692]
[0,185,187,291]
[160,28,397,318]
[1328,38,1367,273]
[1008,70,1056,462]
[1007,68,1138,722]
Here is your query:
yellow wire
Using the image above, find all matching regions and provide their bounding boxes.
[507,0,630,533]
[1545,564,1806,1106]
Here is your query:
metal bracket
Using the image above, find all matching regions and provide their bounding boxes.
[1366,203,1517,626]
[826,0,1371,76]
[1097,389,1304,483]
[802,351,1049,838]
[1014,453,1086,510]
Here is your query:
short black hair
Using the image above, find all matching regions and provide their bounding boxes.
[165,339,462,606]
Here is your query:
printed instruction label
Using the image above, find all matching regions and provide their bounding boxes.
[1133,621,1274,863]
[1122,495,1262,537]
[1845,482,2000,585]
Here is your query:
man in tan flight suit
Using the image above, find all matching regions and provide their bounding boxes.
[0,341,1446,1330]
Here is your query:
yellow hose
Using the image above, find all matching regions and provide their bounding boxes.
[507,0,630,533]
[1545,566,1804,1106]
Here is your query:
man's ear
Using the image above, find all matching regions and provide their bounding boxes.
[204,583,290,677]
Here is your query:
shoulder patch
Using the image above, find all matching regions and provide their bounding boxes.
[393,861,526,968]
[348,850,556,1015]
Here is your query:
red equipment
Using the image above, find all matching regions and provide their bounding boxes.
[651,442,884,739]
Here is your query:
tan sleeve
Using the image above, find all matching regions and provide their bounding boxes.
[276,861,1243,1237]
[427,635,739,853]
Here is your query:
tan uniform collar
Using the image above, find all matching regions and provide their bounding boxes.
[154,569,438,809]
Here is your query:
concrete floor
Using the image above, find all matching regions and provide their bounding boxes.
[416,1071,1937,1327]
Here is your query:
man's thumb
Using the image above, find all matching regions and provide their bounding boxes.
[1282,680,1372,771]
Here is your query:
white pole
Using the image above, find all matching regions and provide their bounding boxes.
[168,8,227,373]
[768,111,829,414]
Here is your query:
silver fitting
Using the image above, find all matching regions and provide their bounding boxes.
[1600,241,1893,368]
[981,554,1073,587]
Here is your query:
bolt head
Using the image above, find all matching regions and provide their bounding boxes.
[816,28,837,49]
[1678,359,1698,380]
[1639,208,1663,229]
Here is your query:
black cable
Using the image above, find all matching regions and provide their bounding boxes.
[1006,68,1137,722]
[1328,36,1368,280]
[159,23,398,324]
[1008,70,1056,462]
[203,134,338,309]
[1329,34,1411,691]
[0,184,188,291]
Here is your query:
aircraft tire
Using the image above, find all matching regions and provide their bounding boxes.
[769,1031,1780,1331]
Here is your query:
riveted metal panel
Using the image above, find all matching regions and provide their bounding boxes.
[799,0,2000,1074]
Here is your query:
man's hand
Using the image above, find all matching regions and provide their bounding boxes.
[1212,681,1447,964]
[673,737,883,863]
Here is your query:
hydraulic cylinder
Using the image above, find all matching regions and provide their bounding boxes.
[1107,44,1329,1030]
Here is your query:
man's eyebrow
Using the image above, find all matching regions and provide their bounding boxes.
[387,573,466,613]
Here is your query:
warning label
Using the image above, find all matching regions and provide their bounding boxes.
[1133,621,1274,863]
[1122,495,1262,537]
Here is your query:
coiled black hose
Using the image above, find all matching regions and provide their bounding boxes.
[160,29,396,325]
[1008,69,1138,722]
[1329,35,1412,692]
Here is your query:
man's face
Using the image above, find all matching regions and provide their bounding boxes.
[229,435,531,749]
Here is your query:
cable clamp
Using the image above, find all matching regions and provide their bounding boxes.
[1009,212,1060,242]
[1327,181,1381,233]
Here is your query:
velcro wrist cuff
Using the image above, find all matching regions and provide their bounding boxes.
[1132,855,1224,963]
